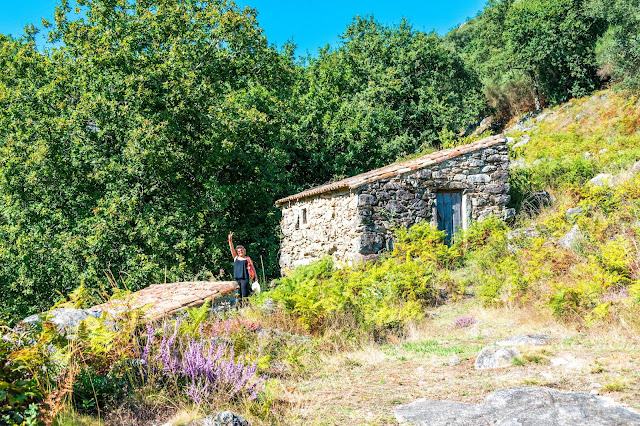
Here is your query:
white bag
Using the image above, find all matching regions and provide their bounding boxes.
[251,281,261,294]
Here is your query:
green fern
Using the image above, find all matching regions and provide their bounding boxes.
[180,301,211,335]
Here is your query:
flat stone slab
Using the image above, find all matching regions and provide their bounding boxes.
[496,334,552,346]
[92,281,238,320]
[395,386,640,425]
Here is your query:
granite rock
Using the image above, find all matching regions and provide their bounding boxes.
[474,346,520,370]
[496,334,552,346]
[394,386,640,425]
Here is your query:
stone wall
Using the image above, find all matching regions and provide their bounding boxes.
[279,191,361,273]
[356,142,511,254]
[278,141,511,273]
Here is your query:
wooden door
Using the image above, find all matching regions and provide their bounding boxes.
[436,191,462,244]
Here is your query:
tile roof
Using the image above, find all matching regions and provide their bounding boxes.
[276,135,507,205]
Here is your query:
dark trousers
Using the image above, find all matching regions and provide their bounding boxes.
[235,279,251,299]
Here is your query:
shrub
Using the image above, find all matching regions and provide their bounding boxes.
[0,340,42,426]
[71,367,128,415]
[453,316,476,328]
[140,319,265,405]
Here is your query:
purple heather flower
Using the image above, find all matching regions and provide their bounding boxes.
[454,315,476,328]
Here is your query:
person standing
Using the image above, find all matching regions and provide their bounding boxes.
[228,232,258,304]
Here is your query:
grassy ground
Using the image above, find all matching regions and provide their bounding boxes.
[273,303,640,424]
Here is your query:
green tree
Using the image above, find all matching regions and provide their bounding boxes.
[588,0,640,91]
[0,0,297,323]
[291,16,484,184]
[504,0,607,105]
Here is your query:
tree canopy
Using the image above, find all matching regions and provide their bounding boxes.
[1,0,639,324]
[0,0,297,321]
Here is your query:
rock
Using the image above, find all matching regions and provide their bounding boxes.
[550,354,587,370]
[503,208,516,220]
[496,334,552,346]
[599,149,609,155]
[394,386,640,425]
[536,111,552,122]
[557,225,583,250]
[358,193,377,206]
[589,173,614,187]
[467,174,491,183]
[565,206,584,220]
[630,160,640,176]
[508,227,540,240]
[260,298,278,314]
[448,357,463,366]
[506,136,516,145]
[20,308,103,333]
[583,152,594,160]
[521,190,553,216]
[510,157,526,169]
[474,346,520,370]
[512,135,531,149]
[359,232,386,254]
[199,411,249,426]
[479,116,493,128]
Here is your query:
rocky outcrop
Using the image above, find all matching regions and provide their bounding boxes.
[195,411,249,426]
[394,386,640,425]
[20,308,103,332]
[589,173,614,187]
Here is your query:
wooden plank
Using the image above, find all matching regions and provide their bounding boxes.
[436,191,463,245]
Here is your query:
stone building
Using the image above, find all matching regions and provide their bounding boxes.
[276,135,512,274]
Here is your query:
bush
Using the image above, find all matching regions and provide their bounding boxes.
[139,319,265,405]
[0,340,42,426]
[266,220,512,336]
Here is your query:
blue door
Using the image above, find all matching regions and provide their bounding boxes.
[436,191,462,244]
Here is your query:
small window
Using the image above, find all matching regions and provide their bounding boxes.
[302,208,307,225]
[295,215,300,230]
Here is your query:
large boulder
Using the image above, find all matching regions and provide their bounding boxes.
[474,346,520,370]
[394,386,640,425]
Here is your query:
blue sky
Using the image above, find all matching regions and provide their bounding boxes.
[0,0,487,54]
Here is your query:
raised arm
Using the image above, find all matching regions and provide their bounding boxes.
[228,232,237,259]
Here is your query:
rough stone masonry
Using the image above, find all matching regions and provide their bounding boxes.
[276,135,512,274]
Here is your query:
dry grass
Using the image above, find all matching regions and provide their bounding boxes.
[273,302,640,424]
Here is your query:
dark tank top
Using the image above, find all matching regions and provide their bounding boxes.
[233,258,249,279]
